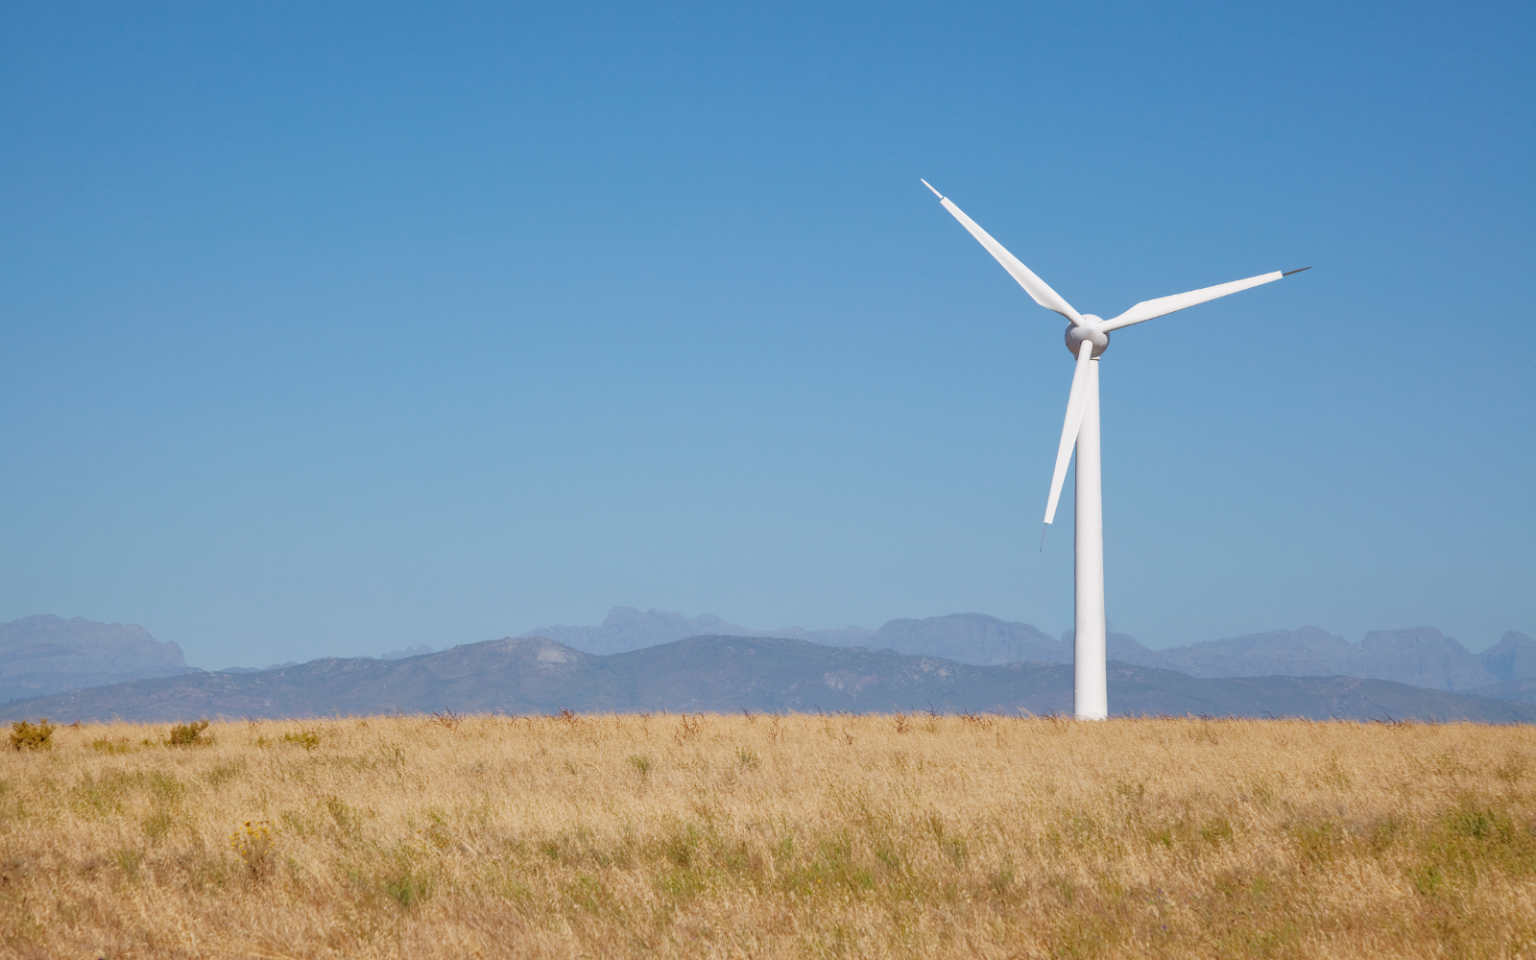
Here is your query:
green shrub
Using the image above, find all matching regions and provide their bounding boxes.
[385,865,432,907]
[282,731,320,751]
[167,719,212,747]
[10,719,55,751]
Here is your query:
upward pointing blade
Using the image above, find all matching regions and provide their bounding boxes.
[1043,338,1097,535]
[921,181,1085,325]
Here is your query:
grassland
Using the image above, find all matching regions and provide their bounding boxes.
[2,712,1534,959]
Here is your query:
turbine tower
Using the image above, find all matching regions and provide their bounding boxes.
[921,180,1306,720]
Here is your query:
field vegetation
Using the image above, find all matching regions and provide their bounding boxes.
[2,712,1534,958]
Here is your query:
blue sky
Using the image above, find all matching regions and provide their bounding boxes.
[2,1,1531,667]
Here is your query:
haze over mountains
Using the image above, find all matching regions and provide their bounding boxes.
[0,616,195,703]
[5,634,1534,725]
[524,608,1536,694]
[522,607,874,655]
[3,611,1533,721]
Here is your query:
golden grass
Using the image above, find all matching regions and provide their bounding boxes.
[3,712,1535,959]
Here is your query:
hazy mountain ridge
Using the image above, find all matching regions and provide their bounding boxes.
[2,634,1532,724]
[0,615,196,702]
[531,609,1535,693]
[528,608,1105,665]
[520,606,872,655]
[865,613,1065,664]
[1105,626,1534,692]
[1480,633,1536,682]
[1466,677,1536,705]
[6,612,1532,705]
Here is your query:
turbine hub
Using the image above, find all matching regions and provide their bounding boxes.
[1065,318,1109,358]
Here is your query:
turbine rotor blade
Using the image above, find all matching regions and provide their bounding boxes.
[1043,338,1097,529]
[1100,269,1301,332]
[921,181,1085,325]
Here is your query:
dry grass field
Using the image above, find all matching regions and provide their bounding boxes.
[3,712,1535,959]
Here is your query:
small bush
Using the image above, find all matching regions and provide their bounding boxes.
[10,719,55,751]
[142,808,176,842]
[229,820,274,877]
[282,731,320,751]
[379,854,434,907]
[91,737,132,754]
[167,720,212,747]
[206,760,247,786]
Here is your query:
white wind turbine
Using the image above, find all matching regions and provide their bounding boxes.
[921,180,1307,720]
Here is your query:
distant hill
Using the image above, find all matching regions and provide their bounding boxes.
[521,607,763,655]
[3,634,1531,724]
[521,606,871,655]
[10,609,1531,707]
[0,615,195,703]
[1102,626,1532,692]
[1467,677,1536,705]
[531,608,1107,665]
[1480,632,1536,682]
[864,613,1066,664]
[523,610,1535,694]
[1467,634,1536,704]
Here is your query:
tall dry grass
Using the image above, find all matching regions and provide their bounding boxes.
[2,712,1534,959]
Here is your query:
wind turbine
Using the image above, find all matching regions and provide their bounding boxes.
[921,180,1307,720]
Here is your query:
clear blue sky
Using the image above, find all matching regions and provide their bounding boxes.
[2,1,1531,667]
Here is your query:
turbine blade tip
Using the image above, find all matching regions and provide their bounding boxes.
[1282,266,1312,277]
[920,178,944,200]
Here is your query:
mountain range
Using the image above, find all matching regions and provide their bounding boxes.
[522,606,874,654]
[4,634,1533,724]
[3,611,1533,721]
[526,608,1536,693]
[0,615,196,703]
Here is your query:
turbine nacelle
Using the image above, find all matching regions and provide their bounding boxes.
[1065,318,1109,358]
